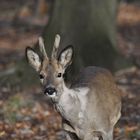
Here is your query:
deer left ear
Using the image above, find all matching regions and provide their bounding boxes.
[58,45,74,68]
[26,47,41,72]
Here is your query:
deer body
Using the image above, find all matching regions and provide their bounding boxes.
[56,66,121,140]
[26,35,121,140]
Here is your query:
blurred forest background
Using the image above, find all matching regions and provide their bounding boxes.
[0,0,140,140]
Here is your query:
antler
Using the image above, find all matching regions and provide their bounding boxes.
[38,37,48,58]
[51,34,61,59]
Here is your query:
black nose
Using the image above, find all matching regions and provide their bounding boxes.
[44,87,56,95]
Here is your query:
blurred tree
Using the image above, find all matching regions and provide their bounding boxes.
[42,0,130,81]
[123,0,140,3]
[1,0,131,87]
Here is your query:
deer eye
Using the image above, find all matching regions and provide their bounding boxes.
[39,74,44,79]
[57,73,62,78]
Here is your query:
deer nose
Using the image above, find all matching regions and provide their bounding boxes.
[44,87,56,96]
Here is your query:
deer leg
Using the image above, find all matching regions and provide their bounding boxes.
[65,131,80,140]
[66,133,73,140]
[93,129,114,140]
[84,131,103,140]
[106,130,113,140]
[92,131,103,140]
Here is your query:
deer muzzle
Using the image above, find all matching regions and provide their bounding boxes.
[44,87,57,96]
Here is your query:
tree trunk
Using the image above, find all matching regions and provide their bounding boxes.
[42,0,126,81]
[1,0,131,87]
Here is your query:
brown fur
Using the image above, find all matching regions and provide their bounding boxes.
[26,35,121,140]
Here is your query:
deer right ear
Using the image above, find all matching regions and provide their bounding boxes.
[26,47,41,71]
[58,45,74,68]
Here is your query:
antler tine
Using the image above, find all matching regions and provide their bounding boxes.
[51,34,61,59]
[39,37,47,58]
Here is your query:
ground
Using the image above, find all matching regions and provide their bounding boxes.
[0,1,140,140]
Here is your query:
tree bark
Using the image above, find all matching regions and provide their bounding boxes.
[42,0,126,81]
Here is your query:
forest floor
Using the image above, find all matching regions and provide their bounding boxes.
[0,1,140,140]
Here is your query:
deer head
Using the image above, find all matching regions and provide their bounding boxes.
[26,34,74,102]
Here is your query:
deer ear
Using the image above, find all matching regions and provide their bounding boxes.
[58,45,74,68]
[26,47,41,71]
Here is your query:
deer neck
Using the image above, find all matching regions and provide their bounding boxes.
[57,81,89,113]
[56,81,90,134]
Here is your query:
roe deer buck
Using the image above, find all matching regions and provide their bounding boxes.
[26,34,121,140]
